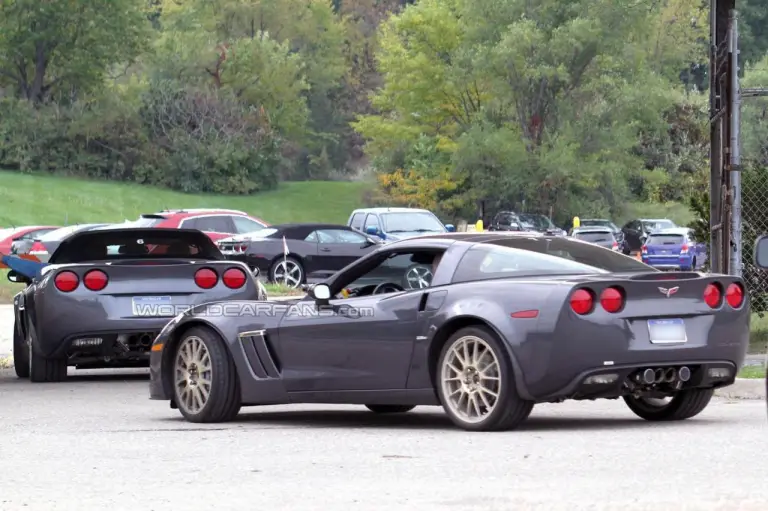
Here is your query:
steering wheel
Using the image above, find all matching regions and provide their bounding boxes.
[372,282,405,295]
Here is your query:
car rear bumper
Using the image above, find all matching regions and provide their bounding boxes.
[35,320,171,358]
[642,255,695,269]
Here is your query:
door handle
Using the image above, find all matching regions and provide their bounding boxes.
[320,247,331,252]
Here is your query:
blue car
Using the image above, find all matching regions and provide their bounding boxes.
[641,228,706,271]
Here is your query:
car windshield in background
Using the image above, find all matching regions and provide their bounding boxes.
[39,225,98,241]
[382,212,444,232]
[50,231,223,264]
[519,214,552,230]
[124,217,165,228]
[581,220,619,231]
[647,234,685,245]
[484,237,652,273]
[643,220,675,231]
[574,231,614,243]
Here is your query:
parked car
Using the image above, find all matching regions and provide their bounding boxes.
[620,218,677,254]
[348,207,454,241]
[0,226,59,256]
[10,227,266,382]
[218,223,382,288]
[518,213,567,236]
[127,208,269,242]
[571,227,619,251]
[641,228,706,271]
[150,232,748,430]
[487,211,524,231]
[21,224,110,263]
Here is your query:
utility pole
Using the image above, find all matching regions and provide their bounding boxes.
[729,10,742,277]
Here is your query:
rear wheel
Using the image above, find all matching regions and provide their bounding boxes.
[269,257,304,288]
[12,320,29,379]
[435,326,533,431]
[623,388,714,421]
[28,329,67,383]
[173,326,241,423]
[365,405,415,414]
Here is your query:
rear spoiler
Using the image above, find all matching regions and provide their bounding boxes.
[140,214,168,219]
[629,272,703,281]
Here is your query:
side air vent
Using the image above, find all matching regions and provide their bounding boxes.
[238,330,280,378]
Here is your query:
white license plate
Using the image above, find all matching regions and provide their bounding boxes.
[132,296,173,316]
[648,318,686,344]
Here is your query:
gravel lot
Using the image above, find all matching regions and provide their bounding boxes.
[0,368,766,510]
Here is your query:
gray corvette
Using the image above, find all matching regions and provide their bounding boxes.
[149,233,749,431]
[11,227,266,382]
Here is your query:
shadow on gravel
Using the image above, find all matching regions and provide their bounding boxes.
[157,408,719,432]
[0,368,148,384]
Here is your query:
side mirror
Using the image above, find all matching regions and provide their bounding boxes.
[754,235,768,269]
[7,270,30,285]
[365,225,379,236]
[445,224,455,232]
[310,283,331,304]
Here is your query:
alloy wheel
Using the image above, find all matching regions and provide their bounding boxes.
[273,260,302,288]
[174,336,213,414]
[405,265,432,289]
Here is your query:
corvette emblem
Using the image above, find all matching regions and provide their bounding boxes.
[658,286,679,298]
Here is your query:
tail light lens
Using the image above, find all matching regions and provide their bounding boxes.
[641,245,647,255]
[611,241,618,251]
[222,267,247,289]
[54,271,79,292]
[570,289,594,315]
[194,268,218,289]
[680,244,689,254]
[726,283,744,308]
[30,241,47,255]
[600,287,624,313]
[704,283,721,308]
[83,269,108,291]
[238,244,248,252]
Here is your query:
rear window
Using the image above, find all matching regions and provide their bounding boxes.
[125,217,165,228]
[573,231,614,242]
[643,220,675,231]
[647,234,685,245]
[50,230,223,264]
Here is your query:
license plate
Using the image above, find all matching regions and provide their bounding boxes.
[648,318,686,344]
[132,296,172,316]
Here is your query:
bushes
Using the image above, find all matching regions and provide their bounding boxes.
[0,81,282,195]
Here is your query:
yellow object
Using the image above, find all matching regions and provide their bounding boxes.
[573,216,580,228]
[475,219,484,232]
[341,288,350,298]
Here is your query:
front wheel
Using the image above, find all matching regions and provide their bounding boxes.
[435,326,533,431]
[173,326,241,423]
[365,405,415,414]
[623,388,714,421]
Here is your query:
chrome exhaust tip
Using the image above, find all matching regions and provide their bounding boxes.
[664,368,676,383]
[654,368,665,383]
[641,368,655,384]
[678,366,691,382]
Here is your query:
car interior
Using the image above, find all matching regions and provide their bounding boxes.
[333,250,445,298]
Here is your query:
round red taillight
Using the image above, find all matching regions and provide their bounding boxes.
[222,267,247,289]
[83,269,108,291]
[570,289,594,315]
[54,271,79,292]
[726,283,744,308]
[704,283,721,308]
[194,268,218,289]
[600,287,624,313]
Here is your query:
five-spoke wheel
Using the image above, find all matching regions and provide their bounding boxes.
[270,257,304,288]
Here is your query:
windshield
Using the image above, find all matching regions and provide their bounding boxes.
[647,234,685,245]
[643,220,676,231]
[574,231,615,243]
[381,212,444,233]
[520,214,554,230]
[581,220,618,231]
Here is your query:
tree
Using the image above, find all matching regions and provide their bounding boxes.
[0,0,151,103]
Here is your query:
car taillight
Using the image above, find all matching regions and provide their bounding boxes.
[641,245,647,255]
[726,283,744,308]
[680,244,689,254]
[238,244,248,252]
[611,241,618,251]
[83,269,108,291]
[54,271,79,292]
[570,289,594,315]
[194,268,218,289]
[704,283,721,308]
[222,267,247,289]
[600,287,624,313]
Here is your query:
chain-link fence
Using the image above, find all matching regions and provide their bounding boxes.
[740,165,768,312]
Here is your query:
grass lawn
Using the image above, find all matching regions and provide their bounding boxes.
[737,365,766,379]
[0,170,371,226]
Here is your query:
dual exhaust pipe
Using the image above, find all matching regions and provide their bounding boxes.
[640,366,690,384]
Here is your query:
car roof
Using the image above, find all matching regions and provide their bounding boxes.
[268,223,357,239]
[350,207,432,214]
[639,218,673,222]
[142,209,250,219]
[573,226,613,232]
[580,218,612,222]
[649,227,690,235]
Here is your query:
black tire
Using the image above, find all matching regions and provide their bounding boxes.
[435,326,533,431]
[268,256,304,288]
[12,320,29,379]
[172,326,241,423]
[28,328,67,383]
[365,405,416,414]
[623,388,714,421]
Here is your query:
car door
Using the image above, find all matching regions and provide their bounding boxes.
[315,229,374,271]
[276,252,430,392]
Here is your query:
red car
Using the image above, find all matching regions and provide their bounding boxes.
[129,209,270,242]
[0,225,58,254]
